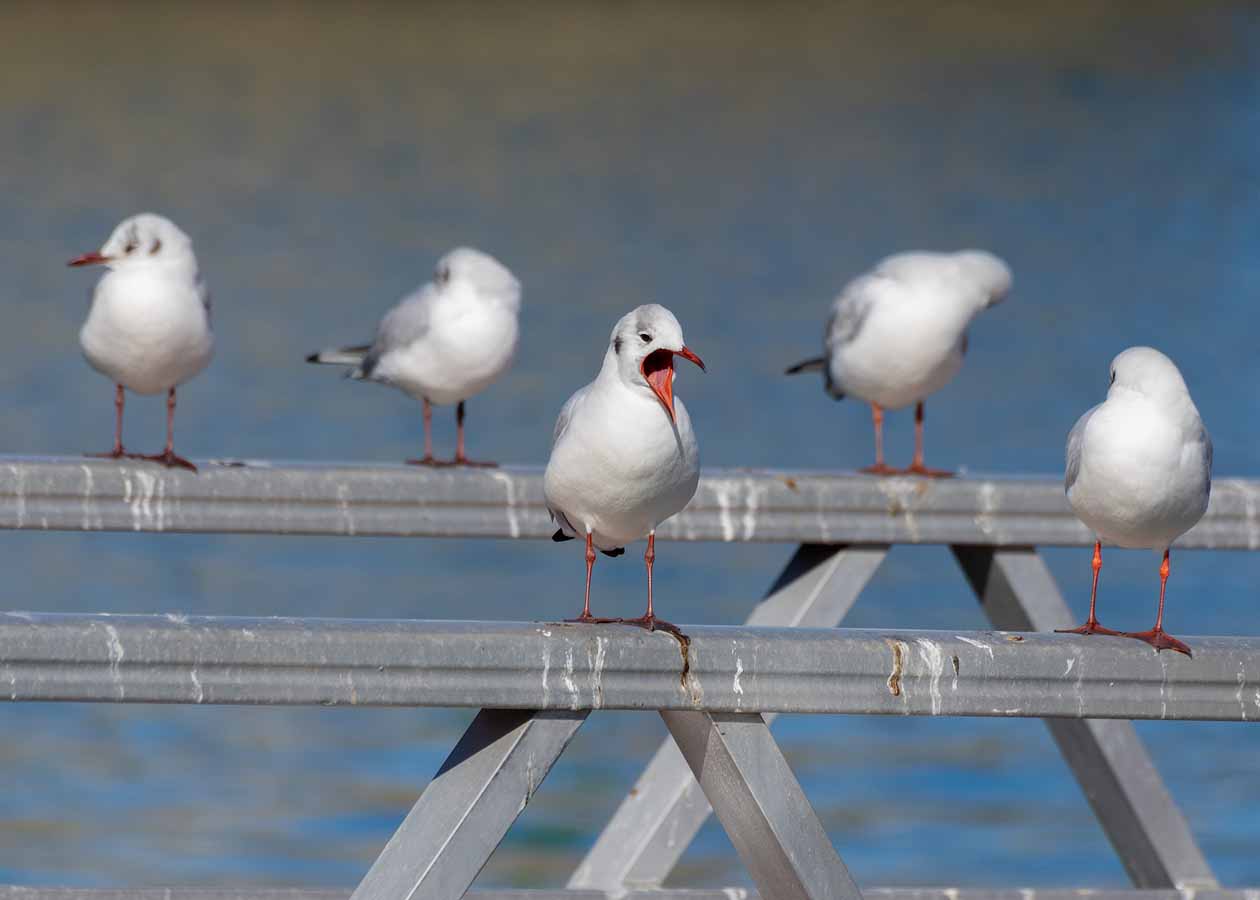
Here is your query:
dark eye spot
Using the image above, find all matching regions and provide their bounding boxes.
[639,332,652,343]
[437,266,450,284]
[1109,370,1116,385]
[123,240,137,254]
[149,238,162,255]
[613,336,623,355]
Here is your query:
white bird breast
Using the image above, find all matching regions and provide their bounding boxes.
[79,267,214,395]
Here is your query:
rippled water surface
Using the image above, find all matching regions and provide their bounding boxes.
[2,2,1259,890]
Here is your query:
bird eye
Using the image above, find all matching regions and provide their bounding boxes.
[149,238,162,255]
[437,266,450,285]
[639,332,652,343]
[123,240,137,254]
[1109,370,1116,385]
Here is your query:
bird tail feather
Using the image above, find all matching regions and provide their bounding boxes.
[784,356,826,375]
[306,345,371,367]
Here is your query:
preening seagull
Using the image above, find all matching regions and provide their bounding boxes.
[543,304,705,632]
[1059,347,1212,656]
[786,250,1011,476]
[71,213,214,472]
[307,247,521,466]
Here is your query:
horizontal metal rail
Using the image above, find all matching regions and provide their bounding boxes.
[2,456,1260,546]
[3,889,1260,900]
[3,612,1258,720]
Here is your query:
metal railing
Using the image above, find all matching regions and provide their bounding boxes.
[1,456,1257,900]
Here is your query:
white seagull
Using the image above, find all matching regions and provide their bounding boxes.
[71,213,214,472]
[786,250,1011,476]
[1059,347,1212,656]
[307,247,520,466]
[544,304,705,631]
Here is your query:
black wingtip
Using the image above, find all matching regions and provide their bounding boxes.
[552,529,575,543]
[600,547,625,558]
[305,352,320,364]
[784,356,825,376]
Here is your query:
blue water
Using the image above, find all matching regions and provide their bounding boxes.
[1,2,1259,889]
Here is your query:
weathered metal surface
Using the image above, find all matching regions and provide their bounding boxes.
[350,709,586,900]
[3,612,1259,719]
[661,710,862,900]
[4,891,1260,900]
[955,546,1218,890]
[2,456,1259,546]
[571,544,888,891]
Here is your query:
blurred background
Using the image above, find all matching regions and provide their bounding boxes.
[2,0,1259,890]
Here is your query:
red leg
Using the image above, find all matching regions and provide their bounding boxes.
[624,532,683,635]
[138,388,196,471]
[87,384,128,460]
[904,401,952,478]
[859,403,898,475]
[405,398,439,466]
[1124,549,1192,656]
[565,532,617,623]
[1058,540,1123,637]
[453,401,497,468]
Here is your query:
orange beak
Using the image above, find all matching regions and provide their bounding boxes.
[67,251,109,267]
[641,345,706,423]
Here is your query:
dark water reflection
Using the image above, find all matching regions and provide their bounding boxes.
[1,1,1259,889]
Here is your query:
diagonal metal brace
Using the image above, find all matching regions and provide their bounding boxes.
[661,710,863,900]
[953,545,1217,890]
[351,708,587,900]
[569,544,887,891]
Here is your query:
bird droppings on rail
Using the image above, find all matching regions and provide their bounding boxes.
[335,483,355,536]
[950,654,960,691]
[491,471,521,538]
[123,469,167,532]
[733,657,745,701]
[101,622,125,699]
[954,635,995,660]
[540,644,551,708]
[8,465,25,528]
[189,667,204,702]
[587,635,607,709]
[740,477,763,540]
[915,638,945,715]
[80,464,100,530]
[712,482,736,541]
[1237,663,1248,722]
[562,646,579,709]
[886,639,906,697]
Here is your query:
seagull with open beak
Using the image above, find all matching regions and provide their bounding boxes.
[70,213,214,472]
[544,304,705,632]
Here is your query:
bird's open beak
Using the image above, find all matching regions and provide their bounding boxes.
[641,346,705,423]
[67,251,109,267]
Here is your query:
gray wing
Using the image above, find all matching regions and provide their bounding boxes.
[551,383,591,448]
[1064,404,1098,494]
[361,285,435,377]
[825,276,880,351]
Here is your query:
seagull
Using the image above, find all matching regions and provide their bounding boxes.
[71,213,214,472]
[306,247,520,466]
[1059,347,1212,656]
[786,250,1011,476]
[543,304,705,632]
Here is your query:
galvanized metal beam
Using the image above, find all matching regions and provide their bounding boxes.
[349,708,586,900]
[661,710,862,900]
[953,546,1219,890]
[570,544,888,891]
[2,456,1259,547]
[5,891,1260,900]
[4,612,1260,720]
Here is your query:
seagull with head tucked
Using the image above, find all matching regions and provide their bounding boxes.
[544,304,705,632]
[1058,347,1211,656]
[307,246,521,466]
[71,213,214,472]
[786,250,1011,476]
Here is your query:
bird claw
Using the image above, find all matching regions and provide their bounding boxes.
[1123,627,1192,657]
[858,463,901,476]
[564,614,623,625]
[622,614,684,638]
[1056,621,1126,638]
[405,455,443,467]
[901,463,954,478]
[452,456,498,468]
[135,450,198,472]
[86,448,129,461]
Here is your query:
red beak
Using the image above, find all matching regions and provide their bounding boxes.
[641,345,705,423]
[67,251,109,267]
